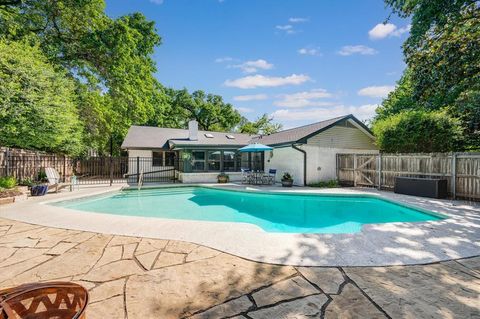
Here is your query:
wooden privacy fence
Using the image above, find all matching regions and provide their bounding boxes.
[336,153,480,201]
[0,147,73,183]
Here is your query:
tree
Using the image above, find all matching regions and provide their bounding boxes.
[166,89,243,131]
[375,1,480,151]
[384,0,478,54]
[0,40,84,155]
[239,114,283,135]
[0,1,164,152]
[372,110,463,153]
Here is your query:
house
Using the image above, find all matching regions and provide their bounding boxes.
[121,114,378,185]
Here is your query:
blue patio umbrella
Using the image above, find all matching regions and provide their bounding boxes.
[238,143,273,152]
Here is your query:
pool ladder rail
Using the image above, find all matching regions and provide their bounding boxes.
[138,169,144,191]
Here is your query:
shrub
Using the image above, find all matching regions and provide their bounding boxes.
[0,176,17,189]
[309,179,339,188]
[281,172,293,181]
[372,110,464,152]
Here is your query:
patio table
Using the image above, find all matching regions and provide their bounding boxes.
[248,171,266,185]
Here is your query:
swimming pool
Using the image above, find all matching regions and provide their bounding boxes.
[52,187,444,234]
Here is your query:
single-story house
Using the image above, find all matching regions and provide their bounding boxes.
[121,114,379,185]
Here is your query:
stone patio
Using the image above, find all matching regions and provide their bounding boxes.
[0,217,478,318]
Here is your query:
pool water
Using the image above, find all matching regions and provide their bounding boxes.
[52,187,444,234]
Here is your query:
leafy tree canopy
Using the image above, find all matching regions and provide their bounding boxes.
[165,89,243,132]
[239,114,283,135]
[374,1,480,151]
[373,110,464,153]
[0,40,84,155]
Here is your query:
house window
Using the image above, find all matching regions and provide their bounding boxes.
[223,151,236,171]
[207,151,221,171]
[152,151,163,167]
[191,151,205,171]
[165,152,175,166]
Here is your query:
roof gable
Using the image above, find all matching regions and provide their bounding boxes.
[251,114,372,146]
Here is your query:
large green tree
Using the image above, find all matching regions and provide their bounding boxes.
[374,1,479,151]
[239,114,283,135]
[165,89,243,131]
[0,40,84,155]
[0,0,164,153]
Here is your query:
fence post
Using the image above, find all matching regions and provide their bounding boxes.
[109,156,113,186]
[353,153,357,187]
[451,153,457,200]
[5,148,10,176]
[136,156,140,184]
[378,153,382,190]
[63,155,67,182]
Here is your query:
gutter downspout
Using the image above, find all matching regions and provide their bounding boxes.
[292,144,307,186]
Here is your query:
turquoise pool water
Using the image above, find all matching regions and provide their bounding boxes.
[52,187,443,234]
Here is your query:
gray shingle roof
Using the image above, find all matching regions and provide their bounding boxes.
[251,115,351,146]
[121,125,252,149]
[121,115,372,149]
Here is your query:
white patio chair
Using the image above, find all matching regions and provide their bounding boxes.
[44,167,62,193]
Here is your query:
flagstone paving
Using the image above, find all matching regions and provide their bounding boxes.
[0,217,478,319]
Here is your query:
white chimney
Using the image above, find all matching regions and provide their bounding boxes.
[188,120,198,141]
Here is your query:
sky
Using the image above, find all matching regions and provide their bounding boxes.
[105,0,410,129]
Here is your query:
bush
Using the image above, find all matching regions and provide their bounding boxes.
[0,176,17,189]
[309,179,339,188]
[281,172,293,181]
[372,110,464,152]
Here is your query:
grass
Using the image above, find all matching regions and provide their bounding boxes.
[308,179,340,188]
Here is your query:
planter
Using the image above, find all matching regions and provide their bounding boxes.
[30,185,48,196]
[217,175,229,184]
[281,180,293,187]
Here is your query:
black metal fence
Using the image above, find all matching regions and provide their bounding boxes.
[0,149,178,185]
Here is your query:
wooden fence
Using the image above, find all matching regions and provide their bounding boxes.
[0,147,74,183]
[336,153,480,201]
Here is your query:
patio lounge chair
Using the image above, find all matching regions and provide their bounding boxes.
[45,167,62,193]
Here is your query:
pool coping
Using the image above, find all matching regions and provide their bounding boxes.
[0,183,479,267]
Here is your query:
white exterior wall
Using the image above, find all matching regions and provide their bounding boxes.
[264,147,305,186]
[301,146,378,184]
[178,172,243,183]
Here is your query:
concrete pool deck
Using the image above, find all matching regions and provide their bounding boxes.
[0,206,479,318]
[0,183,479,266]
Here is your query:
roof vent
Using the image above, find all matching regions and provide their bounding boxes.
[226,134,235,140]
[204,133,214,138]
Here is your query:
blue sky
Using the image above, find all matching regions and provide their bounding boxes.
[105,0,410,128]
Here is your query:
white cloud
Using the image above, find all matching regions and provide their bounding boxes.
[289,17,309,23]
[358,85,395,98]
[231,59,273,73]
[215,57,234,63]
[274,89,333,108]
[236,107,254,113]
[149,0,164,4]
[233,94,268,102]
[224,74,310,89]
[275,24,297,35]
[368,23,411,40]
[276,25,293,31]
[271,104,378,122]
[338,45,378,56]
[298,47,321,56]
